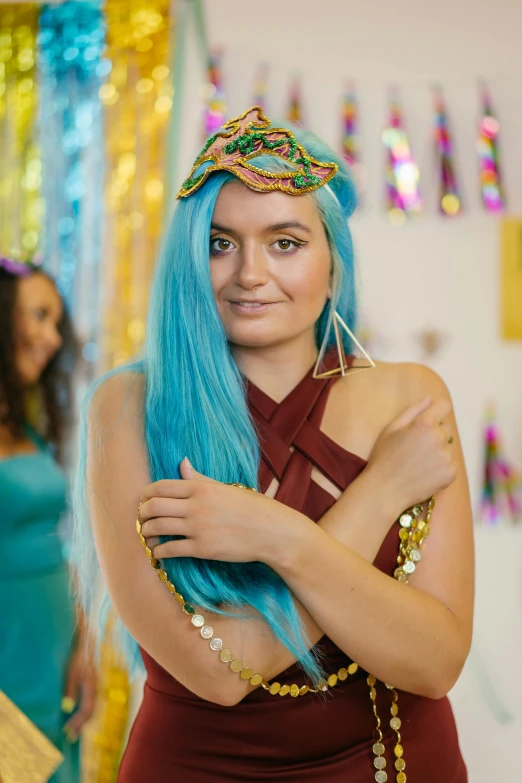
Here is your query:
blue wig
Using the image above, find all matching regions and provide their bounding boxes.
[73,124,358,682]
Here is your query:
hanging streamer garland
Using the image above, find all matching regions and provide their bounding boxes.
[383,92,422,225]
[203,49,226,139]
[477,85,504,213]
[433,87,461,217]
[101,0,174,370]
[38,0,106,377]
[287,74,303,127]
[0,5,42,259]
[252,62,269,112]
[479,407,522,526]
[341,87,359,166]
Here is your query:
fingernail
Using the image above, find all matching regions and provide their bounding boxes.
[61,697,76,715]
[184,457,193,469]
[63,727,78,743]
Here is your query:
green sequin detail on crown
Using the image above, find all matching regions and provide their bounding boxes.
[224,131,320,188]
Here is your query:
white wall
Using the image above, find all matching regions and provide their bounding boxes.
[177,2,522,779]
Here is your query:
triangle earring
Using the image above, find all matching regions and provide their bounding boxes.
[313,309,376,379]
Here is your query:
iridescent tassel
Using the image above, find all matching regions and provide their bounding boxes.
[433,86,461,216]
[203,50,226,139]
[252,62,269,112]
[287,74,303,127]
[479,406,522,526]
[477,85,504,212]
[382,91,422,224]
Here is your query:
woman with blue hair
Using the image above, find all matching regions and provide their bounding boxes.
[75,108,471,781]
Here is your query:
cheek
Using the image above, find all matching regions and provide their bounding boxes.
[209,259,232,297]
[283,253,331,304]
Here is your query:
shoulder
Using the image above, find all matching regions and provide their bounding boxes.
[89,369,145,434]
[333,359,451,431]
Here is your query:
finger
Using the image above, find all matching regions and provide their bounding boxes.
[141,479,193,503]
[154,538,195,559]
[62,666,79,709]
[418,398,452,427]
[141,516,187,539]
[179,457,219,483]
[139,497,189,522]
[386,395,432,432]
[64,679,96,734]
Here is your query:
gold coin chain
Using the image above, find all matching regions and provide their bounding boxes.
[137,488,435,781]
[368,497,435,783]
[135,498,360,696]
[394,497,435,584]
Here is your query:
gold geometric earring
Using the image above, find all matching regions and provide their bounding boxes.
[313,308,376,379]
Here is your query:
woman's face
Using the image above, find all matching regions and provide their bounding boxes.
[210,180,332,350]
[13,273,63,386]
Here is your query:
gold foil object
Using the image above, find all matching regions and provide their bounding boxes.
[0,690,63,783]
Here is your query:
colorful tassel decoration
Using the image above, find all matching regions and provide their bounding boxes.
[382,91,422,224]
[477,85,504,212]
[341,86,359,166]
[252,62,269,112]
[287,74,303,127]
[203,49,226,139]
[479,406,521,525]
[433,86,461,216]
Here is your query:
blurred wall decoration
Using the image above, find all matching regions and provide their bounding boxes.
[501,218,522,341]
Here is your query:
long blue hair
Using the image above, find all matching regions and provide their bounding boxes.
[73,124,358,682]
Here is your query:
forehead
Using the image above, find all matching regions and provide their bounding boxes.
[17,274,62,314]
[212,180,322,231]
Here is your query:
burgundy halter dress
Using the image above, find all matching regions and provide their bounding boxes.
[119,354,467,782]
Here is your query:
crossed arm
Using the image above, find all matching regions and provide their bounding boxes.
[87,370,474,707]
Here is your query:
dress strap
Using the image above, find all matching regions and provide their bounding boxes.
[246,351,356,511]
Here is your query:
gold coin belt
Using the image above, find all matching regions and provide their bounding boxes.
[136,487,435,783]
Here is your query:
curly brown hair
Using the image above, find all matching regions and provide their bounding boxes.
[0,266,77,458]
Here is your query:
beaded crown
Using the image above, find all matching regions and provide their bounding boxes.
[177,106,338,199]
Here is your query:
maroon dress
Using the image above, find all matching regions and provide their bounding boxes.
[119,355,468,782]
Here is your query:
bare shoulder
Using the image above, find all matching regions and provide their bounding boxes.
[88,370,146,449]
[349,359,451,407]
[391,362,452,407]
[325,360,452,458]
[91,370,145,422]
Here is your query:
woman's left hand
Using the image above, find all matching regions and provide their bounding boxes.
[140,458,303,564]
[62,638,97,742]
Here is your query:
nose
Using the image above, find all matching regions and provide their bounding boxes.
[45,323,62,354]
[236,240,269,290]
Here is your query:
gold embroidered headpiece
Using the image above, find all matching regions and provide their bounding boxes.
[177,106,338,199]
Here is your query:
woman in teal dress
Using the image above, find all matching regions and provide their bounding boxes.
[0,257,96,781]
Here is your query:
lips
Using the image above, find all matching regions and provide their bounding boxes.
[228,300,278,315]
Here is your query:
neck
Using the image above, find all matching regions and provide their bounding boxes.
[232,330,318,403]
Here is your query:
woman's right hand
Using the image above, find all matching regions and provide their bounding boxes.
[366,395,457,516]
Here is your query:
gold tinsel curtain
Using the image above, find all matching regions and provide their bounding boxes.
[101,0,174,370]
[0,4,42,259]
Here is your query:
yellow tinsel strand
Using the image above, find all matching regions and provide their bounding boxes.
[0,4,42,258]
[82,617,131,783]
[101,0,174,370]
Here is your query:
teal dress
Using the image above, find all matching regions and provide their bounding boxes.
[0,431,79,782]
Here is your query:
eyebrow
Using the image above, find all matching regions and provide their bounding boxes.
[210,220,312,234]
